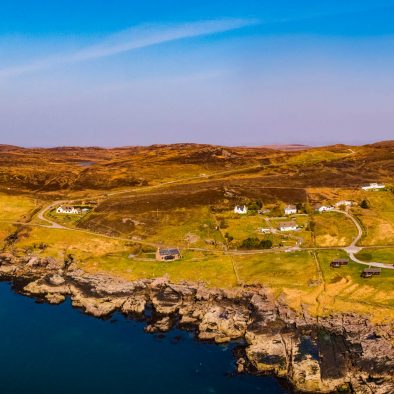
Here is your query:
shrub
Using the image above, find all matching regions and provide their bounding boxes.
[240,237,260,249]
[248,200,263,211]
[224,232,234,242]
[259,239,273,249]
[240,237,273,250]
[141,245,156,253]
[360,199,370,209]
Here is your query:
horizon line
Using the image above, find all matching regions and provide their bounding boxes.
[0,139,392,151]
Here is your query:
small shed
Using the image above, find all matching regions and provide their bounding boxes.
[156,248,181,261]
[330,259,349,268]
[361,267,381,278]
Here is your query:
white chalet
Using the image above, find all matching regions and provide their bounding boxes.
[361,183,385,191]
[284,205,297,215]
[278,221,298,232]
[234,205,248,214]
[56,206,81,215]
[315,204,334,213]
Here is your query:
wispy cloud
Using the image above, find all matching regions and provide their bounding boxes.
[0,19,256,79]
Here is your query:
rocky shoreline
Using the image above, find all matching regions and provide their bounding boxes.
[0,253,393,393]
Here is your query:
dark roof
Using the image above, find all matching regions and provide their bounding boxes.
[279,221,297,227]
[332,259,349,263]
[363,268,381,273]
[159,248,180,256]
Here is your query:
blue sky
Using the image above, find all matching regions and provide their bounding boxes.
[0,0,393,147]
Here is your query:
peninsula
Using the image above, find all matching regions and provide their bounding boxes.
[0,142,393,393]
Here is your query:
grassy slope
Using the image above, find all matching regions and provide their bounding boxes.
[0,142,393,321]
[313,212,357,247]
[0,193,39,247]
[355,248,394,264]
[317,250,394,322]
[234,251,319,302]
[0,193,38,221]
[353,191,394,246]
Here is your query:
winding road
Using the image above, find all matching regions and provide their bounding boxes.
[5,167,393,270]
[334,209,393,269]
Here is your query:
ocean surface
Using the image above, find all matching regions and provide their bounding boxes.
[0,282,290,394]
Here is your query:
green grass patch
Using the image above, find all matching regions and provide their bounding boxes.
[234,251,319,292]
[355,248,394,265]
[81,249,238,288]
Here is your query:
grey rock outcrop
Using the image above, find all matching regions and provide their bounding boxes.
[0,252,393,393]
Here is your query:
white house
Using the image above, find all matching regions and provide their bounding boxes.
[278,221,298,232]
[315,204,334,213]
[234,205,248,214]
[284,205,297,215]
[335,200,352,208]
[56,206,81,214]
[259,228,272,234]
[361,183,385,191]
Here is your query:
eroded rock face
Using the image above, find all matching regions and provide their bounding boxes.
[0,252,393,394]
[121,296,146,315]
[199,305,249,343]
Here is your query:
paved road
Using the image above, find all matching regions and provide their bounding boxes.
[19,171,394,270]
[37,201,67,229]
[333,209,393,269]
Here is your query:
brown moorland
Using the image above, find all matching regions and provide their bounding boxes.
[0,141,393,321]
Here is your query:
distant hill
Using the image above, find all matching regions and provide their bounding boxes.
[0,141,392,194]
[259,144,311,151]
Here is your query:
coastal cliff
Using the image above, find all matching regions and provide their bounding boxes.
[0,253,392,394]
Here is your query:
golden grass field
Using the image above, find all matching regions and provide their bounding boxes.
[353,191,394,246]
[0,193,38,221]
[312,211,357,247]
[0,193,39,247]
[317,250,394,323]
[0,142,393,321]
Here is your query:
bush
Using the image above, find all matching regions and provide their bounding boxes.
[224,232,234,242]
[141,245,156,253]
[248,200,263,211]
[360,199,370,209]
[269,205,283,217]
[240,237,260,249]
[259,239,273,249]
[240,237,273,250]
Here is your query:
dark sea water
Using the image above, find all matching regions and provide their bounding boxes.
[0,282,290,394]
